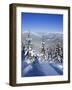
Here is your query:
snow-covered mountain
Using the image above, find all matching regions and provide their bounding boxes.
[21,32,63,52]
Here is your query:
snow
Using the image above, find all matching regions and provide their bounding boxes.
[22,58,63,77]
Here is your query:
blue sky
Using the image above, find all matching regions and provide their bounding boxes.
[21,12,63,33]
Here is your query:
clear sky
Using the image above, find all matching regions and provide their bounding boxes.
[21,12,63,33]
